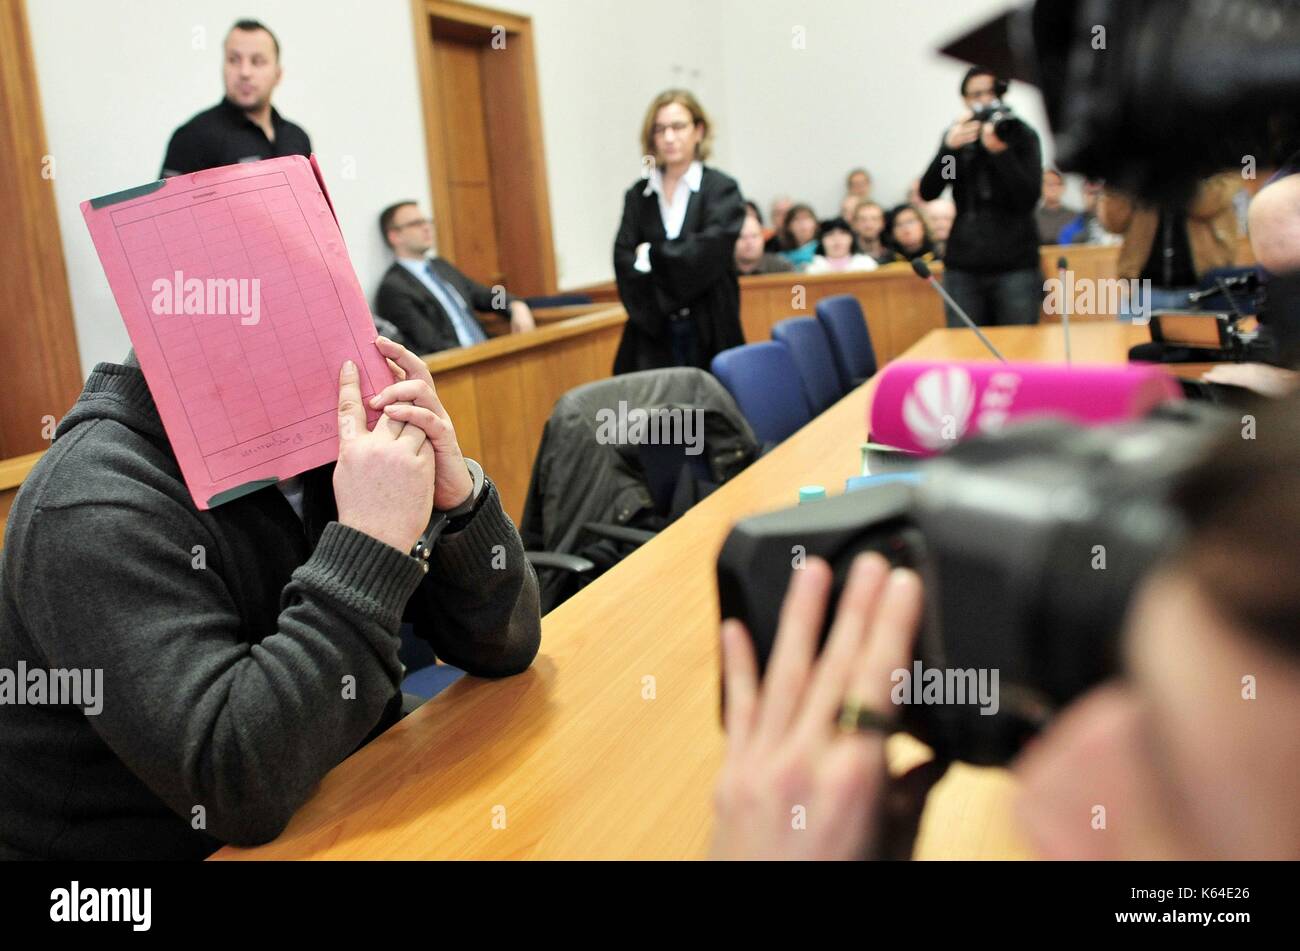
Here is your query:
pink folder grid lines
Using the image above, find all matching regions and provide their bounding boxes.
[82,155,389,509]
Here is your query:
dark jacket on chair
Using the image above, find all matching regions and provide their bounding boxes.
[612,166,746,375]
[373,258,516,356]
[521,368,758,611]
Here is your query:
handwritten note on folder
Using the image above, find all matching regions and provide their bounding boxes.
[82,155,389,509]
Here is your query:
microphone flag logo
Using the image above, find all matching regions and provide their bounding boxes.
[901,366,976,449]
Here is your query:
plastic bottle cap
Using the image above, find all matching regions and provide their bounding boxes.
[798,485,827,504]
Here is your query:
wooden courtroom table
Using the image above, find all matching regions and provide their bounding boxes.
[212,321,1184,861]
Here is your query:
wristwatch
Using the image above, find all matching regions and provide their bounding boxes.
[409,458,486,569]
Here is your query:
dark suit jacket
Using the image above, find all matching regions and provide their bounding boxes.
[612,165,746,375]
[373,258,515,355]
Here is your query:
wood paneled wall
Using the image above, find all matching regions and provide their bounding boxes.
[0,0,83,459]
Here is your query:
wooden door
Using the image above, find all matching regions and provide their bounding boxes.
[431,37,504,286]
[412,1,557,297]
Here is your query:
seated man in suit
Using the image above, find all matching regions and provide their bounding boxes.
[374,202,535,354]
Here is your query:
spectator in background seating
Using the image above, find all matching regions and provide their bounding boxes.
[613,89,746,373]
[851,200,891,264]
[374,202,535,355]
[765,196,794,253]
[1036,169,1080,245]
[736,208,796,276]
[846,168,873,202]
[925,199,956,259]
[840,193,862,222]
[778,203,820,270]
[881,204,937,264]
[744,200,776,248]
[806,218,879,275]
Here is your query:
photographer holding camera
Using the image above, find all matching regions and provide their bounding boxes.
[712,392,1300,860]
[919,67,1044,327]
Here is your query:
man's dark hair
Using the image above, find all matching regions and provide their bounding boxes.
[378,201,418,249]
[743,199,763,224]
[960,66,998,97]
[1170,392,1300,657]
[228,19,280,60]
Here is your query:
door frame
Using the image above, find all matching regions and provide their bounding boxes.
[408,0,557,294]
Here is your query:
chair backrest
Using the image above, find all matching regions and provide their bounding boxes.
[711,342,812,445]
[815,294,878,390]
[772,316,845,413]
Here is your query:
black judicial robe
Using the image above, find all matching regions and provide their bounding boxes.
[612,165,746,374]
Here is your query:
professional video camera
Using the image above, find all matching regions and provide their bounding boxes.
[718,404,1228,765]
[717,0,1298,766]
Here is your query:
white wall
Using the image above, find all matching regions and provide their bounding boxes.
[29,0,434,374]
[713,0,1068,219]
[31,0,1073,373]
[486,0,730,292]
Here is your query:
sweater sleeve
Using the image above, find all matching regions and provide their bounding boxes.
[404,480,541,677]
[20,501,426,847]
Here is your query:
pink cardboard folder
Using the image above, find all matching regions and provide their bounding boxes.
[81,155,389,509]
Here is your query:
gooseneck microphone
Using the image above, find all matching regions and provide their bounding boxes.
[1058,255,1072,365]
[910,258,1007,363]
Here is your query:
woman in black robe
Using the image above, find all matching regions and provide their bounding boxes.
[612,89,746,374]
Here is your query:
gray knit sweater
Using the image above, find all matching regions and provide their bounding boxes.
[0,362,541,859]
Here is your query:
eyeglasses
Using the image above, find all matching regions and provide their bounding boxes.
[395,217,432,230]
[652,121,696,139]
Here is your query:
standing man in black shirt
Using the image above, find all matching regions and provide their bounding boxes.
[919,67,1043,327]
[160,19,312,177]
